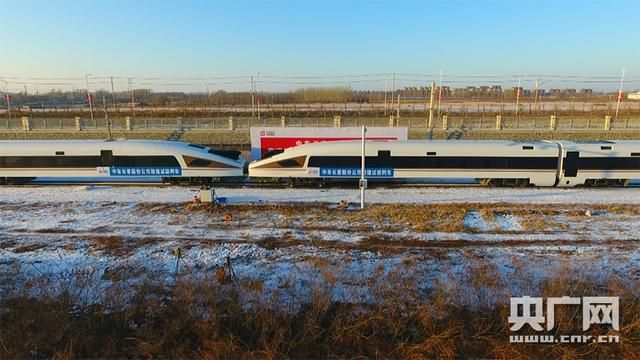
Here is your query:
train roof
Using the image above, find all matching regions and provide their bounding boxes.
[275,139,559,152]
[273,139,639,153]
[1,139,192,147]
[0,140,244,163]
[0,139,225,151]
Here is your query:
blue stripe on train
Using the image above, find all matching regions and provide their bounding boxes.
[319,168,394,177]
[109,167,182,176]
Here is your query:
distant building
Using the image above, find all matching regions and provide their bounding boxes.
[532,89,545,98]
[628,92,640,100]
[437,86,451,98]
[489,86,502,98]
[580,88,593,97]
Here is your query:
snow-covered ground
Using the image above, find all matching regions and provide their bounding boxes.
[1,185,639,304]
[0,184,638,204]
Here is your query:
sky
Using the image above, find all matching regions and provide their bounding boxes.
[0,0,638,92]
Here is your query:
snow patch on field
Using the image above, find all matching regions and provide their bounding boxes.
[494,214,523,231]
[462,211,524,232]
[463,211,490,232]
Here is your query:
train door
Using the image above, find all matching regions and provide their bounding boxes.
[564,151,579,177]
[101,150,114,167]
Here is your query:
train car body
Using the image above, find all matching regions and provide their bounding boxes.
[557,141,640,187]
[249,140,561,186]
[249,140,640,187]
[0,140,245,183]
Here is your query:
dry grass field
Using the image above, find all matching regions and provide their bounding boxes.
[1,194,639,358]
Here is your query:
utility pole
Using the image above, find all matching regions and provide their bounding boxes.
[256,72,261,123]
[384,78,388,116]
[206,85,210,109]
[1,80,10,119]
[250,76,255,117]
[533,75,540,106]
[437,70,443,118]
[110,77,116,112]
[428,81,436,129]
[128,78,136,116]
[615,68,625,120]
[391,73,396,115]
[515,75,522,116]
[396,93,400,121]
[85,73,94,121]
[103,95,112,140]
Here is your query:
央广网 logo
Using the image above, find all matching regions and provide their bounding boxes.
[508,296,620,344]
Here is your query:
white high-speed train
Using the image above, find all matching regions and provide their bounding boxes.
[0,140,245,184]
[248,140,640,187]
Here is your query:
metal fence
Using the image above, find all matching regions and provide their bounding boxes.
[3,114,640,131]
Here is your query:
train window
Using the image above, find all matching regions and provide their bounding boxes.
[208,149,241,160]
[378,150,391,158]
[458,157,477,168]
[187,158,214,167]
[522,146,534,150]
[188,144,206,149]
[308,156,360,168]
[277,158,305,167]
[600,146,612,150]
[305,155,559,170]
[254,155,307,168]
[182,155,233,168]
[632,153,640,157]
[114,156,180,167]
[578,157,640,170]
[0,156,101,168]
[427,152,436,156]
[55,151,65,156]
[484,157,509,169]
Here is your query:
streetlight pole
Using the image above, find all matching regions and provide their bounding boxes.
[85,73,94,121]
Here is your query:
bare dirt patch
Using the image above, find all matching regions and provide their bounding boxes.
[13,243,47,253]
[34,228,77,234]
[84,235,128,256]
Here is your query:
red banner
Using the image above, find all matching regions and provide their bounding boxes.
[250,127,408,160]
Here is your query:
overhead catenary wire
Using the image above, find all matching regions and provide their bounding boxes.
[1,72,638,94]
